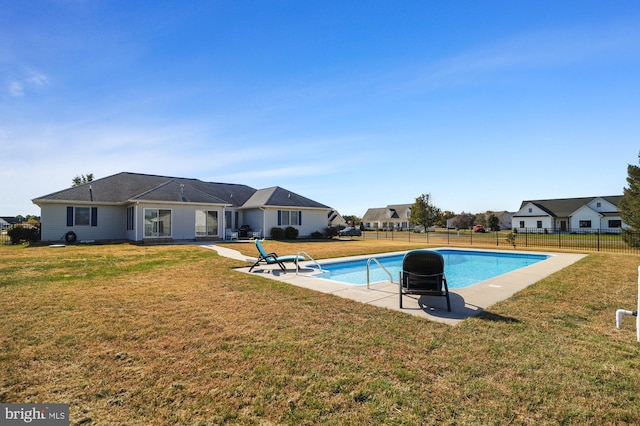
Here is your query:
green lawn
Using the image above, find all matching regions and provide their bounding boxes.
[1,242,640,425]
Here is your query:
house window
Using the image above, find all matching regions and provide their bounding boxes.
[67,206,98,227]
[597,202,601,207]
[144,209,171,237]
[528,208,532,213]
[519,221,525,228]
[608,220,622,228]
[278,210,302,226]
[537,221,542,229]
[281,211,290,225]
[127,206,134,231]
[196,210,218,236]
[75,207,91,226]
[579,220,592,228]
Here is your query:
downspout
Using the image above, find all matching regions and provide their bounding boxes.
[260,207,267,239]
[616,265,640,343]
[134,202,140,242]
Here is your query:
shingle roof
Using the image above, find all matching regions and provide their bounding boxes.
[362,204,412,221]
[241,186,330,209]
[32,172,329,210]
[0,217,20,224]
[517,196,623,217]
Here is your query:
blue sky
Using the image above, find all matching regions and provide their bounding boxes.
[2,1,639,217]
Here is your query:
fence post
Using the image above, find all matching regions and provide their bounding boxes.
[558,229,561,249]
[597,229,600,252]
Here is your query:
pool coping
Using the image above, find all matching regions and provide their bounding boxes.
[202,244,587,326]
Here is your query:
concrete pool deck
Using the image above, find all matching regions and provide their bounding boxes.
[202,244,587,326]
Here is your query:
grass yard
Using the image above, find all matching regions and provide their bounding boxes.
[1,241,640,425]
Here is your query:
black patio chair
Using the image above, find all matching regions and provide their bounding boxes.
[399,250,451,311]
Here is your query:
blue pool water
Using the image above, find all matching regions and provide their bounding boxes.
[310,249,550,288]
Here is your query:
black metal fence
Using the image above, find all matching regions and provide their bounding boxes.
[360,228,640,254]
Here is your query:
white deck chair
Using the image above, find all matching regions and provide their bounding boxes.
[225,229,238,241]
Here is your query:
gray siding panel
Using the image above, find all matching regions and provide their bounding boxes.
[40,204,127,242]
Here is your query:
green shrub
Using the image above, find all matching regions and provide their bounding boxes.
[310,231,323,239]
[270,227,285,240]
[325,227,339,238]
[7,225,41,245]
[284,226,299,240]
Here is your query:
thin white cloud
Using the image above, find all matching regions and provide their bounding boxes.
[27,70,49,86]
[8,81,24,97]
[6,69,49,97]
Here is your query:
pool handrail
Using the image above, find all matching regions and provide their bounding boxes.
[366,257,396,289]
[295,251,323,275]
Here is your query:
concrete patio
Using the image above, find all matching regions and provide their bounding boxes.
[202,243,587,325]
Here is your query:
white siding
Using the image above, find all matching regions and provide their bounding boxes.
[513,217,554,231]
[587,198,616,213]
[263,208,329,238]
[570,206,602,230]
[39,204,127,242]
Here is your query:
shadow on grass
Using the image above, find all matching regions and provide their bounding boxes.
[474,311,521,323]
[413,293,520,323]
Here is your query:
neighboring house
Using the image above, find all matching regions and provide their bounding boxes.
[446,211,514,230]
[512,196,626,232]
[32,172,332,243]
[0,217,20,231]
[362,204,413,230]
[494,211,514,230]
[327,209,347,228]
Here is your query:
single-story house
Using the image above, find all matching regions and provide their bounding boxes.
[0,217,21,231]
[446,211,514,230]
[32,172,332,243]
[511,196,627,232]
[327,209,347,228]
[362,204,412,230]
[493,211,514,230]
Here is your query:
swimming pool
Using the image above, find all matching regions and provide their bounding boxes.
[309,249,550,288]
